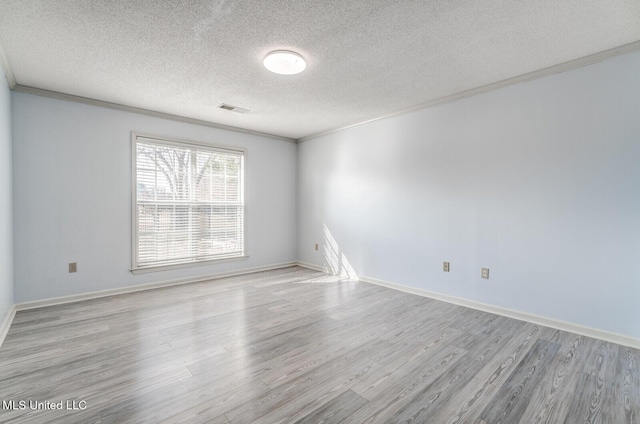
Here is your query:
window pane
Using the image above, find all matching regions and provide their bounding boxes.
[134,136,244,269]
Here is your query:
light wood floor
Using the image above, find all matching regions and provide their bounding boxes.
[0,266,638,423]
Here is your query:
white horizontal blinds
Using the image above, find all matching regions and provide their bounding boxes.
[135,137,244,268]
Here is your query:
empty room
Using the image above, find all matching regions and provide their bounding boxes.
[0,1,639,423]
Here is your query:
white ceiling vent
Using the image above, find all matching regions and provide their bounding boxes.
[218,103,250,113]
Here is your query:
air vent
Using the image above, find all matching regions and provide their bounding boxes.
[218,103,250,114]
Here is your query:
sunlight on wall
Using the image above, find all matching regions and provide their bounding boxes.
[323,224,358,281]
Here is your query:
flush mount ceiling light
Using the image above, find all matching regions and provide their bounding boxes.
[263,50,306,75]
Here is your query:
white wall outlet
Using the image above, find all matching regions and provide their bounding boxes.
[443,261,450,272]
[481,268,489,279]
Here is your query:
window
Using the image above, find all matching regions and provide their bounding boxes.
[132,134,245,272]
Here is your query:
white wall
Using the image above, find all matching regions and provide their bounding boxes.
[0,67,13,322]
[12,93,297,302]
[298,51,640,339]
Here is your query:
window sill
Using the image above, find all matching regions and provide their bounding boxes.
[131,255,249,274]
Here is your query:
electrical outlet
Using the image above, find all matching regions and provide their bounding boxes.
[69,262,77,273]
[443,261,450,272]
[481,268,489,279]
[314,243,319,251]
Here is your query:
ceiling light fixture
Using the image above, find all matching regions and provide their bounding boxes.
[263,50,306,75]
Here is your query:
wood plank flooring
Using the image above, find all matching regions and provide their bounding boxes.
[0,266,638,423]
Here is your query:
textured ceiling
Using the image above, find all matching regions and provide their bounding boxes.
[0,0,639,140]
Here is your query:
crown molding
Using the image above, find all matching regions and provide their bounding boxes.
[0,44,16,89]
[298,40,640,143]
[6,40,640,143]
[11,84,296,143]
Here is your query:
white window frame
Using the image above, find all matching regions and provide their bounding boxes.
[131,132,247,274]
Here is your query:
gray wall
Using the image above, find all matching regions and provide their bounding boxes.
[12,92,297,302]
[0,68,13,322]
[297,51,640,339]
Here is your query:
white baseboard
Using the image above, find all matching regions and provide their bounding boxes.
[359,274,640,350]
[0,304,16,349]
[15,261,297,311]
[296,261,328,273]
[7,260,639,350]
